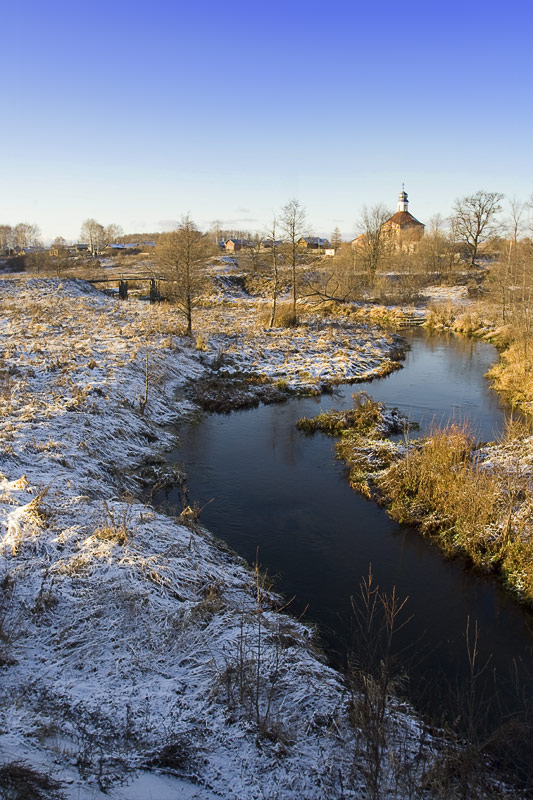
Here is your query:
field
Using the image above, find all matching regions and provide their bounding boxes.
[1,276,454,799]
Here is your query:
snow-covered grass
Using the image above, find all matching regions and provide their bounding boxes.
[0,277,457,799]
[191,298,405,404]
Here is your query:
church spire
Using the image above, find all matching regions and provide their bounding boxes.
[398,185,409,212]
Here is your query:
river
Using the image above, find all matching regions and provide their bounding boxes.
[158,329,532,747]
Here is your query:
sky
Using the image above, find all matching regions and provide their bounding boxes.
[1,0,532,242]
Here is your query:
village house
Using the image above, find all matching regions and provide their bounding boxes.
[224,238,254,253]
[260,238,284,250]
[297,236,330,251]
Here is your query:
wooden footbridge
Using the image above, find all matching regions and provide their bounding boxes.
[87,274,168,301]
[394,311,426,328]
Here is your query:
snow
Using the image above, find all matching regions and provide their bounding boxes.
[193,298,404,393]
[422,285,470,304]
[0,276,501,798]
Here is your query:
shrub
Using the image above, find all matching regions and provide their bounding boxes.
[0,762,64,800]
[377,424,500,554]
[94,502,129,545]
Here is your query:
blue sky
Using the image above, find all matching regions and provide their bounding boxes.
[1,0,532,241]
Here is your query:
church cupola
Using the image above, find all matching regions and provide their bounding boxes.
[398,186,409,213]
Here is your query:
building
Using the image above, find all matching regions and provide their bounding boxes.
[260,238,283,249]
[381,188,425,244]
[225,239,253,253]
[296,236,330,250]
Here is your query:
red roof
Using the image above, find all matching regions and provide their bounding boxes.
[385,211,424,227]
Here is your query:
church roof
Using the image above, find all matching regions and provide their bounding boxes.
[385,210,424,227]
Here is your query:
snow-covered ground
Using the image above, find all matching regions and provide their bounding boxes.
[0,278,446,799]
[422,285,470,305]
[194,299,404,392]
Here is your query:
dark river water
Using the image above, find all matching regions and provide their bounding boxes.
[159,329,533,743]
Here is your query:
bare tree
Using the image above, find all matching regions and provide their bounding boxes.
[104,223,123,246]
[80,219,123,255]
[25,250,49,273]
[301,243,363,306]
[208,219,224,247]
[0,225,13,253]
[490,199,527,323]
[48,237,72,276]
[242,234,266,274]
[280,198,306,322]
[506,197,527,249]
[414,214,453,275]
[13,222,41,251]
[331,226,342,250]
[354,204,393,284]
[266,218,280,328]
[156,214,211,336]
[451,190,504,266]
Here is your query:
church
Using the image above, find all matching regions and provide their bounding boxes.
[381,187,425,244]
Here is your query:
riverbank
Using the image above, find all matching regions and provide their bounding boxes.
[423,301,533,417]
[323,287,533,417]
[299,392,533,606]
[1,278,453,799]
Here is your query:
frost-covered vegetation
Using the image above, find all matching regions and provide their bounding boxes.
[192,296,404,405]
[377,423,533,605]
[4,277,504,799]
[299,392,533,606]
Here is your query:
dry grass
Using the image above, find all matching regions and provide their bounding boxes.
[378,424,499,540]
[487,339,533,415]
[94,502,130,546]
[298,393,413,497]
[376,423,533,604]
[297,392,387,437]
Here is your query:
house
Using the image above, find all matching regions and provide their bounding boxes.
[225,239,253,253]
[381,188,425,244]
[106,242,141,250]
[260,238,283,249]
[297,236,330,250]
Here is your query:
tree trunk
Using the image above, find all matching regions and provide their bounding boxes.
[186,294,192,336]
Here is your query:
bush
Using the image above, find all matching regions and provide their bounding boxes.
[376,423,533,604]
[0,762,64,800]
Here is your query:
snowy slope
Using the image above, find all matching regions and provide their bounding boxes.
[0,277,487,799]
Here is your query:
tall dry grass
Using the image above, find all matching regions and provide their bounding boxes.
[487,340,533,415]
[376,423,533,604]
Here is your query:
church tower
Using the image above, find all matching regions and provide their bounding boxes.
[398,186,409,213]
[379,186,425,244]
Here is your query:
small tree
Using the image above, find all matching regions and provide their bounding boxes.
[242,234,266,274]
[355,204,393,285]
[13,222,41,251]
[266,218,280,327]
[25,250,48,273]
[80,219,123,255]
[331,226,342,250]
[48,237,72,276]
[0,225,13,253]
[156,215,211,336]
[413,214,454,276]
[280,198,306,322]
[451,190,504,266]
